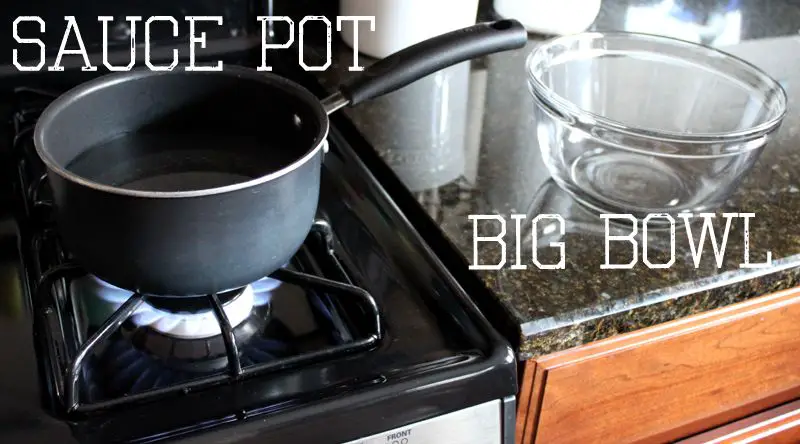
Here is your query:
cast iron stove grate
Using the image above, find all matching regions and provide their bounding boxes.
[10,87,382,416]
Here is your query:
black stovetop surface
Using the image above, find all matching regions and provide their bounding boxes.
[0,47,516,443]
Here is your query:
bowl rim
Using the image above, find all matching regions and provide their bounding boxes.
[526,31,789,147]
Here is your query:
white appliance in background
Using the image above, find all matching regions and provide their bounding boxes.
[624,0,742,46]
[463,66,488,187]
[492,0,601,35]
[339,0,480,59]
[479,46,551,217]
[345,63,472,193]
[720,36,798,164]
[340,59,488,224]
[720,36,799,84]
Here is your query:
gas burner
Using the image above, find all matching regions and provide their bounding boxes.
[89,318,297,398]
[73,276,297,396]
[120,302,271,371]
[37,215,381,413]
[74,275,278,339]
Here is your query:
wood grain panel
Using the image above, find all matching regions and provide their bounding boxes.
[519,287,800,444]
[515,361,536,443]
[677,399,800,444]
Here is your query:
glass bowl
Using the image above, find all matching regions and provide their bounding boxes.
[526,31,787,219]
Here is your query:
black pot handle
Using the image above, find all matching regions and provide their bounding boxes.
[337,20,527,107]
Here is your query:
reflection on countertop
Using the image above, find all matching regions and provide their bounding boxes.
[296,0,800,358]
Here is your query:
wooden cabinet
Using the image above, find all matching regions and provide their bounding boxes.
[515,287,800,444]
[676,399,800,444]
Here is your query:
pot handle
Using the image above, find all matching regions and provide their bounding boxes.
[326,19,527,112]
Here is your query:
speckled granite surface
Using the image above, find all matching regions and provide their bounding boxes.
[297,0,800,358]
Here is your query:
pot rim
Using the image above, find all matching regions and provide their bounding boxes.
[33,66,329,199]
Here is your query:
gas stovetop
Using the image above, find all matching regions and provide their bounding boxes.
[0,51,516,443]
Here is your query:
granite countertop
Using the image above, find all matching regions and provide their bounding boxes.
[300,0,800,358]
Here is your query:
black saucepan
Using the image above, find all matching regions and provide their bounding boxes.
[33,19,527,297]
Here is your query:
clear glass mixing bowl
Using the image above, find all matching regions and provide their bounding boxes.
[527,32,788,218]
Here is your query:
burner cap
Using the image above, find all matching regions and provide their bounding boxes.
[146,288,244,314]
[133,286,256,339]
[122,303,270,371]
[76,275,279,339]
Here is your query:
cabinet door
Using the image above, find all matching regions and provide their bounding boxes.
[677,399,800,443]
[516,287,800,444]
